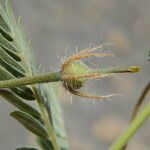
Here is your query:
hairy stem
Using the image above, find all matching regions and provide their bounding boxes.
[0,66,139,89]
[0,71,61,88]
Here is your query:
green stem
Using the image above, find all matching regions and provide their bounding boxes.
[0,71,62,149]
[110,102,150,150]
[120,81,150,150]
[0,67,139,89]
[0,71,61,88]
[33,87,59,150]
[131,81,150,121]
[97,66,140,74]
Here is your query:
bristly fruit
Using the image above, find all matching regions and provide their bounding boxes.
[62,60,90,91]
[60,45,140,100]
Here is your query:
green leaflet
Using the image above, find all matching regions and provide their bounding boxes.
[0,66,35,100]
[16,147,39,150]
[0,34,18,53]
[41,83,69,150]
[0,89,40,119]
[11,87,35,100]
[0,22,13,41]
[10,111,48,139]
[0,9,12,41]
[0,57,25,77]
[0,46,25,76]
[0,1,35,101]
[0,14,10,32]
[38,137,54,150]
[2,46,21,61]
[0,1,68,149]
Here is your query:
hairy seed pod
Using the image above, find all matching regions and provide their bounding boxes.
[60,45,140,99]
[62,61,90,91]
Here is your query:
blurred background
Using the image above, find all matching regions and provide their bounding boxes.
[0,0,150,149]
